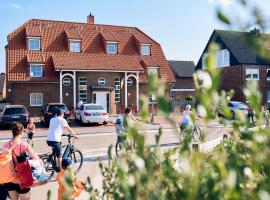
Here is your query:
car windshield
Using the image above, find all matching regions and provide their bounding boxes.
[232,102,248,109]
[47,105,68,112]
[4,108,26,115]
[85,105,104,110]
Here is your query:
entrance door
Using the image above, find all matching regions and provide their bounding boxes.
[93,92,110,113]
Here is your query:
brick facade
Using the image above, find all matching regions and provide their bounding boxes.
[172,77,195,100]
[218,65,270,105]
[6,82,59,116]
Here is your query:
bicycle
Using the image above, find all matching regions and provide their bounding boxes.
[180,124,201,143]
[115,122,133,156]
[39,134,83,180]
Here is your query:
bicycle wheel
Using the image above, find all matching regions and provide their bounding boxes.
[69,149,83,174]
[115,138,122,156]
[193,126,201,142]
[39,154,55,181]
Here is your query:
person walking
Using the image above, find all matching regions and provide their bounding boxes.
[47,109,78,172]
[3,122,38,200]
[26,119,35,147]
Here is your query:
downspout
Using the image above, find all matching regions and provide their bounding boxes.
[240,64,243,102]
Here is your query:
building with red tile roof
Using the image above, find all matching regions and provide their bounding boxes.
[6,14,175,115]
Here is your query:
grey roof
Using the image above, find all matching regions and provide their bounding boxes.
[215,29,270,64]
[168,60,195,78]
[0,74,5,94]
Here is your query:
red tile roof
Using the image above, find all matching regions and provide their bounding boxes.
[100,31,118,42]
[52,53,144,71]
[142,57,159,67]
[26,51,45,63]
[7,18,175,83]
[65,29,82,39]
[26,26,41,37]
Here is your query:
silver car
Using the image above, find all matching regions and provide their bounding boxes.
[228,101,249,119]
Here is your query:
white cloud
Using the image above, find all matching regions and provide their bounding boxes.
[208,0,232,6]
[10,3,22,9]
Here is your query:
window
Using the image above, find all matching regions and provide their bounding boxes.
[127,78,133,87]
[267,91,270,103]
[98,78,106,85]
[69,40,81,52]
[202,49,230,68]
[246,69,259,80]
[216,49,230,67]
[30,93,43,106]
[114,78,121,103]
[147,68,159,77]
[79,77,87,102]
[28,38,41,50]
[106,43,118,54]
[141,44,151,56]
[63,77,71,86]
[267,69,270,80]
[30,65,43,77]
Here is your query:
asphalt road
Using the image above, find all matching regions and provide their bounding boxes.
[0,121,228,199]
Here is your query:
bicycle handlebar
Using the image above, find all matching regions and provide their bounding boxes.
[62,134,74,138]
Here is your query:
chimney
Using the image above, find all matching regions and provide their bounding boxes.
[87,13,94,24]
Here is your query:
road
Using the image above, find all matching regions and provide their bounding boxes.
[0,121,228,199]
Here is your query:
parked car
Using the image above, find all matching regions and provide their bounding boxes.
[41,103,71,127]
[75,103,108,125]
[0,105,29,128]
[228,101,249,119]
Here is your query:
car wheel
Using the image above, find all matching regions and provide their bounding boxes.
[103,121,108,125]
[231,111,236,119]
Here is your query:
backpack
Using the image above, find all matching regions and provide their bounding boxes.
[0,143,18,184]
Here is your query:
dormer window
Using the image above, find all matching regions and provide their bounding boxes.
[28,37,41,51]
[69,40,81,52]
[147,67,159,77]
[106,42,118,54]
[30,64,43,78]
[141,44,151,56]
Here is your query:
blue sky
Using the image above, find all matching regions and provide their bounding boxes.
[0,0,269,73]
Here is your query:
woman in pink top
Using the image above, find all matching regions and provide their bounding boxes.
[3,122,38,200]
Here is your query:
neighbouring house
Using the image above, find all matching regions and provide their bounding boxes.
[0,73,6,100]
[196,29,270,105]
[6,14,175,116]
[168,60,195,100]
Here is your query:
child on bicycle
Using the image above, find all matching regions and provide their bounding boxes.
[56,158,84,200]
[179,104,193,131]
[26,119,36,147]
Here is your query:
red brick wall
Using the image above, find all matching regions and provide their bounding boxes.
[6,82,59,116]
[172,77,195,100]
[218,65,270,105]
[219,65,243,102]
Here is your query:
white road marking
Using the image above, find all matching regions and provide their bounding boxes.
[0,128,175,142]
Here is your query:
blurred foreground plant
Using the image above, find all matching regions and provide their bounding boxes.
[57,1,270,199]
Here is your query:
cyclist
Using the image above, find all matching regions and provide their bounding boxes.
[179,104,193,131]
[47,109,78,171]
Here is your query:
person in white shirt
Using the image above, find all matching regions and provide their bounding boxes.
[47,109,77,171]
[77,100,83,109]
